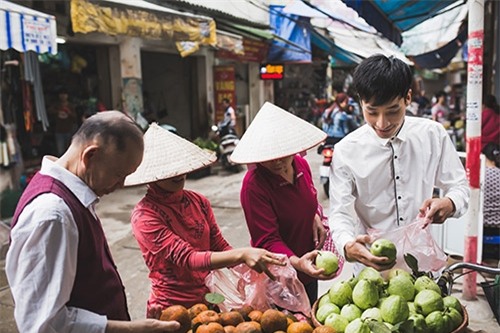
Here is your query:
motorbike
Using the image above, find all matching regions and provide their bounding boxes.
[317,143,334,197]
[211,123,241,172]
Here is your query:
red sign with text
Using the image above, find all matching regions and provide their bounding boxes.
[214,66,236,124]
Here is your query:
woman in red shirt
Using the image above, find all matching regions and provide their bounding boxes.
[125,124,283,313]
[231,102,340,305]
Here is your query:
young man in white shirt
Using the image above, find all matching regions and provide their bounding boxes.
[328,54,470,271]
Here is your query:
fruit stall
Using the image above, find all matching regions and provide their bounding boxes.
[155,244,472,333]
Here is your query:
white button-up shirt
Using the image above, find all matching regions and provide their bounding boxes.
[6,157,107,333]
[328,117,470,258]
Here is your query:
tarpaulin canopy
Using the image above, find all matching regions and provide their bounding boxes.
[341,0,465,46]
[0,0,57,55]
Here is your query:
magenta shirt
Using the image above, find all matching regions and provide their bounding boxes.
[131,185,232,309]
[240,154,319,285]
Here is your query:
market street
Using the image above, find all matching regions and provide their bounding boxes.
[0,149,498,332]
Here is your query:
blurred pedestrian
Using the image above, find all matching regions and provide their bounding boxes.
[321,93,358,146]
[482,94,500,150]
[481,142,500,264]
[49,88,77,156]
[6,112,180,332]
[431,91,450,126]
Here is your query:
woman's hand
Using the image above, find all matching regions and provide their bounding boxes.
[241,248,286,280]
[147,304,163,319]
[290,251,337,280]
[312,214,327,250]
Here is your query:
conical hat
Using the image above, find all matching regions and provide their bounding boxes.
[125,123,216,186]
[230,102,327,164]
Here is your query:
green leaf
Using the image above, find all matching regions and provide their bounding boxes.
[367,320,392,333]
[396,320,415,333]
[404,254,419,275]
[204,292,225,305]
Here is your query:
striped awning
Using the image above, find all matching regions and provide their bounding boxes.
[0,0,57,55]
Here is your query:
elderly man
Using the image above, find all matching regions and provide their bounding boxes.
[6,111,180,333]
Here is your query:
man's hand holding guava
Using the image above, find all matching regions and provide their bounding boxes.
[344,235,396,271]
[419,197,456,227]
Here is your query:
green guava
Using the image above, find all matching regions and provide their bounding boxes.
[316,251,339,275]
[344,318,370,333]
[316,303,341,324]
[340,304,362,322]
[387,274,415,301]
[352,279,379,310]
[358,267,384,288]
[329,280,353,308]
[370,239,397,263]
[360,307,382,322]
[324,313,349,333]
[414,276,442,295]
[380,295,410,325]
[414,289,444,316]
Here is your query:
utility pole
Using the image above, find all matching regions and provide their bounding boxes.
[463,0,484,300]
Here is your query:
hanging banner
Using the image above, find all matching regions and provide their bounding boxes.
[213,66,236,124]
[70,0,216,46]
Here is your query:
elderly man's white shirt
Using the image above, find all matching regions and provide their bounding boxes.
[6,157,107,333]
[328,117,470,258]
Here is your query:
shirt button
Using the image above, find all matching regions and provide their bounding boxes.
[396,176,400,180]
[399,217,403,221]
[398,196,402,200]
[394,156,398,159]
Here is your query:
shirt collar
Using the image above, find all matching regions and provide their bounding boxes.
[39,156,99,208]
[367,118,408,146]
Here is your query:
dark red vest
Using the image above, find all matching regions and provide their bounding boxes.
[12,172,130,320]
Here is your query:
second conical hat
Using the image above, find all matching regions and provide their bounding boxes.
[125,123,216,186]
[230,102,326,164]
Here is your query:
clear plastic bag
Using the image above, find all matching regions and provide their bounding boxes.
[367,216,448,277]
[205,255,311,316]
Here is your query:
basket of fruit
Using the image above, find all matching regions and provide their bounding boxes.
[311,264,469,333]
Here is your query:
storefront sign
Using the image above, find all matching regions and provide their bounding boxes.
[260,63,284,80]
[213,66,236,124]
[216,38,268,63]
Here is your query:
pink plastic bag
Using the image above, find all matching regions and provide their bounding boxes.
[205,255,312,316]
[367,216,448,277]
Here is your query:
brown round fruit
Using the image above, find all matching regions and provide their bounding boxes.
[248,310,263,323]
[311,326,336,333]
[235,321,262,333]
[287,322,313,333]
[196,322,225,333]
[260,309,288,333]
[194,310,221,325]
[233,305,254,321]
[189,304,209,319]
[160,305,191,333]
[220,311,245,326]
[224,325,237,333]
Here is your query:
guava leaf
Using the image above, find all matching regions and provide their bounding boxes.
[404,253,419,274]
[396,320,415,333]
[204,292,225,305]
[367,320,391,333]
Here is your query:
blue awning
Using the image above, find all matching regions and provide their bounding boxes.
[341,0,465,46]
[0,0,57,54]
